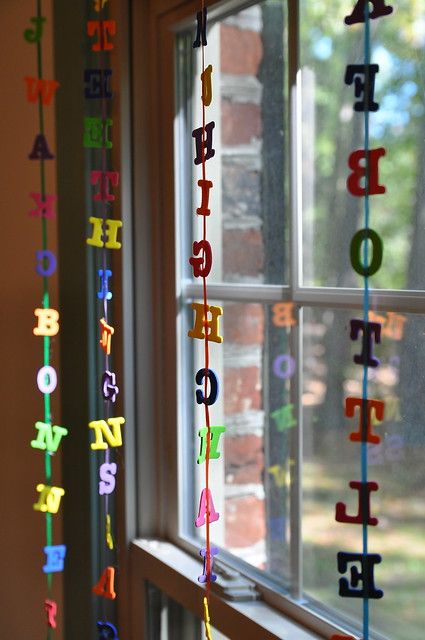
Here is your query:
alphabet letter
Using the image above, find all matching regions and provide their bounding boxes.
[33,308,59,337]
[345,0,393,25]
[192,122,215,165]
[350,319,381,367]
[335,481,379,525]
[93,567,116,599]
[347,148,386,197]
[195,488,219,527]
[188,303,223,343]
[345,397,384,444]
[189,240,212,278]
[345,64,379,112]
[337,552,383,599]
[197,426,226,464]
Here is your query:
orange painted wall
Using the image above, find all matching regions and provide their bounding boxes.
[0,1,63,636]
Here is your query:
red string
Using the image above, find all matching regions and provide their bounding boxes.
[200,0,212,602]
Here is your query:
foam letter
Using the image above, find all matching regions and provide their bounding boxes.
[102,370,119,403]
[29,193,56,219]
[44,599,58,629]
[99,463,117,495]
[271,404,297,432]
[97,269,112,300]
[34,485,65,514]
[188,303,223,343]
[189,240,212,278]
[195,368,219,405]
[350,319,381,367]
[347,148,386,197]
[31,422,68,453]
[28,134,54,160]
[93,567,116,599]
[198,546,218,583]
[345,397,384,444]
[345,0,393,25]
[97,621,119,639]
[86,217,123,249]
[87,20,116,51]
[197,426,226,464]
[24,16,46,43]
[36,366,58,394]
[193,7,207,47]
[337,552,383,599]
[99,318,114,354]
[84,69,112,99]
[192,122,215,165]
[201,64,213,106]
[33,308,59,337]
[195,488,219,527]
[345,64,379,112]
[197,179,213,216]
[84,117,113,149]
[273,354,296,380]
[24,77,60,106]
[43,545,67,573]
[335,481,379,525]
[272,302,296,327]
[91,170,119,202]
[89,417,125,450]
[36,250,57,277]
[350,228,383,277]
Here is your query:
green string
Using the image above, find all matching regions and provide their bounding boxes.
[35,0,55,624]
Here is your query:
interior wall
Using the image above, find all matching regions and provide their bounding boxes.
[0,1,63,636]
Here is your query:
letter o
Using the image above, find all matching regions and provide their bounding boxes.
[273,355,296,380]
[37,365,58,395]
[350,228,383,277]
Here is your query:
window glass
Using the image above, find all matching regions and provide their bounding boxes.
[303,306,425,639]
[184,1,289,286]
[300,0,425,290]
[185,298,297,590]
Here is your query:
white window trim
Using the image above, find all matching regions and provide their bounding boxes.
[122,0,425,638]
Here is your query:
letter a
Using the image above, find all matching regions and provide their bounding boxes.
[345,0,393,25]
[93,566,116,599]
[195,488,220,527]
[28,134,54,160]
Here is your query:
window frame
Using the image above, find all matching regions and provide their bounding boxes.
[124,0,425,638]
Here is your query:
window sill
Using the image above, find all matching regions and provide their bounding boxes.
[130,538,328,640]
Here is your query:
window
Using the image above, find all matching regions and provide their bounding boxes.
[130,0,425,639]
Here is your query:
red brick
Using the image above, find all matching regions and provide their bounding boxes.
[225,434,264,484]
[223,229,263,277]
[225,495,265,547]
[224,366,261,414]
[221,102,261,146]
[224,303,264,345]
[220,25,263,75]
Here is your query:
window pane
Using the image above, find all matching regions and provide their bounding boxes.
[303,306,425,639]
[179,1,289,286]
[300,0,425,290]
[183,299,297,591]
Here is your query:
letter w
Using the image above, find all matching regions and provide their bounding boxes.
[24,77,60,106]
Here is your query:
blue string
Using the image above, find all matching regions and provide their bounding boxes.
[362,2,371,638]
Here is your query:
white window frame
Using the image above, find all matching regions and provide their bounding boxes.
[119,0,425,638]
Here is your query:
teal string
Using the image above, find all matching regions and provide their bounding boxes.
[362,2,371,638]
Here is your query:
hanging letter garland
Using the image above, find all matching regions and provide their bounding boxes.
[332,2,393,639]
[190,5,226,636]
[25,1,65,635]
[85,0,123,635]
